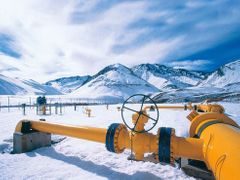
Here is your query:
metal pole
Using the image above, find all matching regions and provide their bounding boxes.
[55,103,58,114]
[36,105,38,115]
[7,96,10,112]
[49,104,52,115]
[29,97,31,109]
[22,104,26,115]
[60,103,62,115]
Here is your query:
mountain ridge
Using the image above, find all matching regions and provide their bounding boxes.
[1,59,240,103]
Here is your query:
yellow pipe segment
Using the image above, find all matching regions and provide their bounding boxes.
[15,120,107,144]
[171,136,204,161]
[200,123,240,179]
[143,105,190,111]
[143,103,225,114]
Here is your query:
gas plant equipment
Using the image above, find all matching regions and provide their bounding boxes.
[14,94,239,180]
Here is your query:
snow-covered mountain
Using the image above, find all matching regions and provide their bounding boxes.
[2,60,240,102]
[0,74,61,95]
[199,60,240,91]
[152,60,240,103]
[132,64,207,90]
[70,64,159,101]
[45,75,91,94]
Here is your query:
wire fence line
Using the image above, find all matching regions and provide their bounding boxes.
[0,95,122,114]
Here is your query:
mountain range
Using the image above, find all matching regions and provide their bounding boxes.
[1,60,240,102]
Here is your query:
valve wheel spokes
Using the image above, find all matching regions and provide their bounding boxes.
[121,94,159,133]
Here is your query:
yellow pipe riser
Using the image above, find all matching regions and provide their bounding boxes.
[15,120,107,144]
[200,123,240,180]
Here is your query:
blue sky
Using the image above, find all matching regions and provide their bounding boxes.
[0,0,240,81]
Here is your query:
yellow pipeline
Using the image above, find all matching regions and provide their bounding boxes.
[14,120,157,161]
[15,120,107,143]
[143,103,224,113]
[143,105,191,111]
[171,136,204,161]
[14,102,239,180]
[185,112,240,180]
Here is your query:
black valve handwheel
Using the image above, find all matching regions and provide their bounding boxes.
[121,94,159,133]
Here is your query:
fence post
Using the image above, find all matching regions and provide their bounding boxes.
[49,104,52,115]
[74,103,77,111]
[22,103,26,115]
[7,96,10,112]
[36,105,39,115]
[29,97,31,109]
[60,103,62,115]
[55,103,58,114]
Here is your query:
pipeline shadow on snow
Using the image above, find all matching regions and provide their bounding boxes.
[35,147,163,180]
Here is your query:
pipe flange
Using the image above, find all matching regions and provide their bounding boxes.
[106,123,127,154]
[156,127,175,165]
[114,124,128,153]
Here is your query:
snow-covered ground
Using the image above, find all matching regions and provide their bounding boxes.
[0,102,239,180]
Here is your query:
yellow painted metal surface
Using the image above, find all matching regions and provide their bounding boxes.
[197,104,225,113]
[186,110,199,121]
[171,136,204,161]
[189,112,239,137]
[200,123,240,180]
[144,105,189,111]
[15,120,107,143]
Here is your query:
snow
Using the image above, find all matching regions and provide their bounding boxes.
[46,76,91,94]
[0,74,61,95]
[0,102,192,179]
[71,64,159,101]
[132,64,206,91]
[199,59,240,89]
[2,60,240,103]
[0,99,239,179]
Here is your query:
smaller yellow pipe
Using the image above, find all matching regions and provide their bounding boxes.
[15,120,107,144]
[144,105,191,111]
[171,136,204,161]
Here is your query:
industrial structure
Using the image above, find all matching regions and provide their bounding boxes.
[13,94,240,180]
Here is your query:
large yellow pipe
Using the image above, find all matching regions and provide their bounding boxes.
[15,120,107,144]
[200,123,240,179]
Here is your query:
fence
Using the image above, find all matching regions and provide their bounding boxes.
[0,95,122,114]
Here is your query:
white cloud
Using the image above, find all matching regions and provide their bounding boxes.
[167,60,212,70]
[1,0,178,82]
[0,0,239,82]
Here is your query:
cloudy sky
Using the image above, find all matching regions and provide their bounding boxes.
[0,0,240,82]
